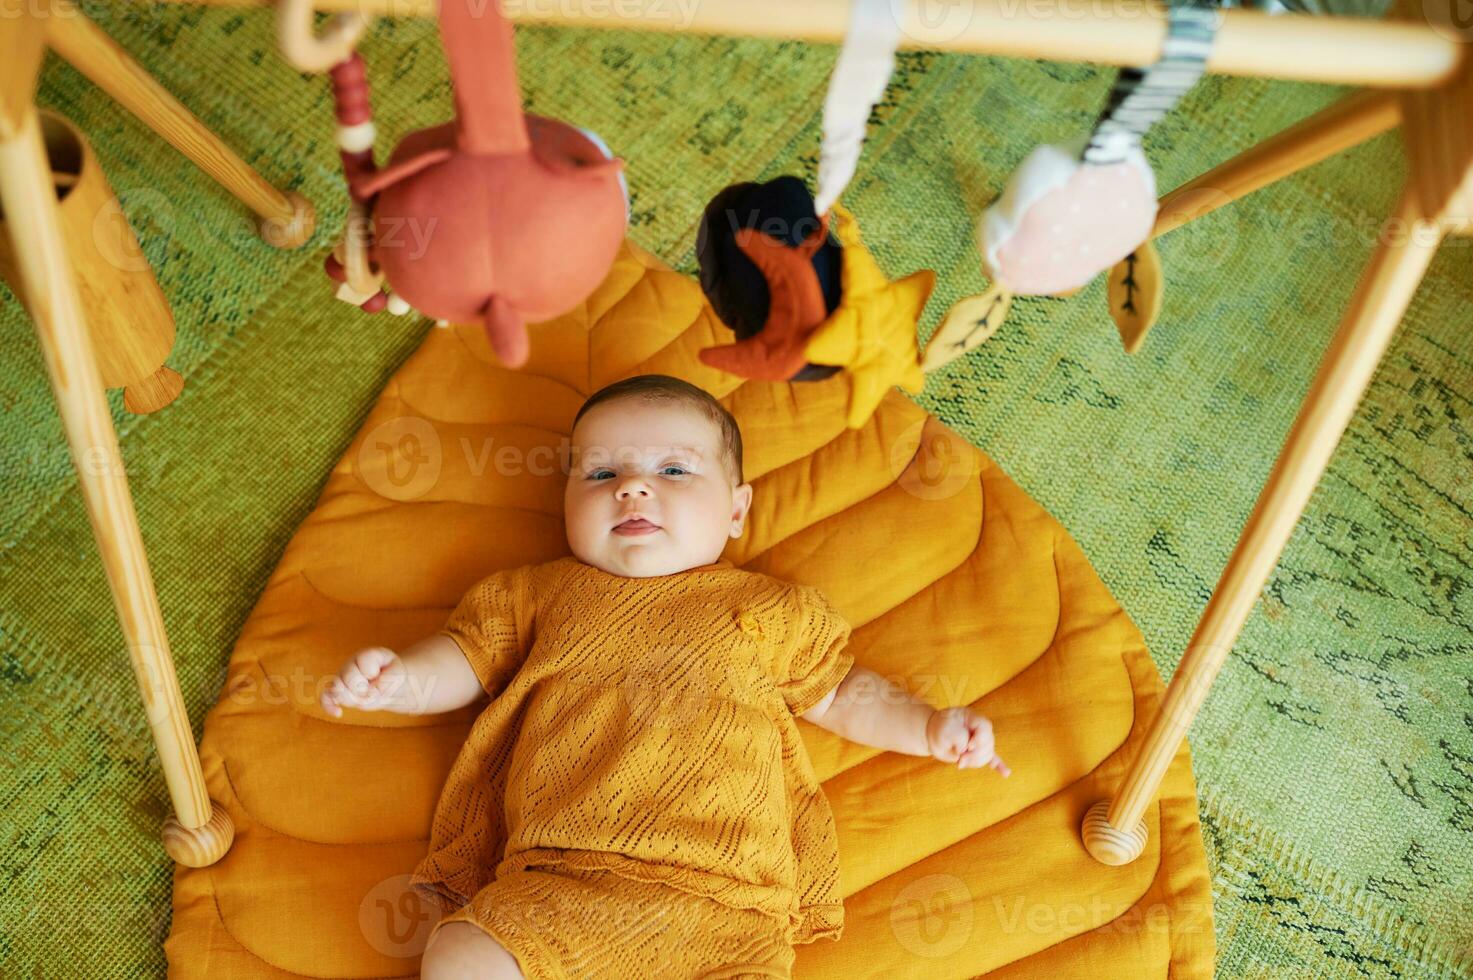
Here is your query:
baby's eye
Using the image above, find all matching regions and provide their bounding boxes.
[660,465,689,477]
[588,469,615,480]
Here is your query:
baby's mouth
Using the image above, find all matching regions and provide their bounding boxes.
[613,518,661,536]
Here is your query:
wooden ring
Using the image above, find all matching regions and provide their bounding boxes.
[276,0,372,74]
[340,199,383,296]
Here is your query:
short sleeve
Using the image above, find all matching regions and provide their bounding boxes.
[776,584,856,716]
[440,566,534,697]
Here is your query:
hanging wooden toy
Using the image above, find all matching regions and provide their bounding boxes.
[695,0,936,431]
[276,0,630,368]
[922,2,1218,370]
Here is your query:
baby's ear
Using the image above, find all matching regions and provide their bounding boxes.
[729,482,755,537]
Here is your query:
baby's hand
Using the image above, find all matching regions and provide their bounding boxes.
[321,646,407,717]
[926,706,1011,777]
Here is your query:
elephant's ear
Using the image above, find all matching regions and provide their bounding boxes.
[482,294,529,368]
[355,148,454,199]
[569,157,625,180]
[532,150,625,182]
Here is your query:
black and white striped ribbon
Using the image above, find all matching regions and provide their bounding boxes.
[1082,3,1220,166]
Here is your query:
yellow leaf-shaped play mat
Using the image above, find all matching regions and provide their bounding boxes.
[164,239,1214,978]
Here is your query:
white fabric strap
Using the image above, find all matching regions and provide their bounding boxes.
[814,0,903,217]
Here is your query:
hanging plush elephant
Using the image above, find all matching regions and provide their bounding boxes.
[294,0,630,368]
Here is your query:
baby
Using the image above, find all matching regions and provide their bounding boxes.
[322,373,1009,980]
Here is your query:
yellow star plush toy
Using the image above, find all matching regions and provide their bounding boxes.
[803,202,935,429]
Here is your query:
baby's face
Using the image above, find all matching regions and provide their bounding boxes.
[565,399,753,578]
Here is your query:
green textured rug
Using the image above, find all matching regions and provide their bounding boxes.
[1,6,1470,977]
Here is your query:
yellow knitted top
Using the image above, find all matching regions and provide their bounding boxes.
[410,555,857,945]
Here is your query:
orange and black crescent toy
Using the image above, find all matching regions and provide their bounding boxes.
[697,212,832,381]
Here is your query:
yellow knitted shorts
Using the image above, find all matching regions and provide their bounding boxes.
[433,865,797,979]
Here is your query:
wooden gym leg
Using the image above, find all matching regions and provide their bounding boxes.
[1082,184,1444,865]
[1152,89,1402,240]
[0,107,234,868]
[45,0,315,249]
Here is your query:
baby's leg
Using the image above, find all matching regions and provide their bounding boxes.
[420,921,526,980]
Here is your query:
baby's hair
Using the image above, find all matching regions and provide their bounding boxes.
[572,374,744,485]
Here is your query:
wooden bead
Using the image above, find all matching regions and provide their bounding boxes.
[1081,799,1147,866]
[259,190,316,250]
[162,801,235,868]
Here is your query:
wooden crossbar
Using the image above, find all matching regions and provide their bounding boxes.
[168,0,1468,88]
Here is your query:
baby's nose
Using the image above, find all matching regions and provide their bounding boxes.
[615,480,650,498]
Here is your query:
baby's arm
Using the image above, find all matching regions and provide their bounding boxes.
[320,633,484,717]
[801,665,1011,776]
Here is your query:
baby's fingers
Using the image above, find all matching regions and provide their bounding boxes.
[354,647,395,682]
[341,661,375,699]
[321,678,349,718]
[957,750,1011,777]
[960,723,994,761]
[964,716,994,749]
[932,715,969,761]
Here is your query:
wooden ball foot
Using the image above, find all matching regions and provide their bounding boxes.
[162,801,235,867]
[123,365,184,414]
[1081,799,1147,866]
[259,191,316,250]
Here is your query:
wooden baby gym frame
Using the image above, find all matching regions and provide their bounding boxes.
[1,0,1468,871]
